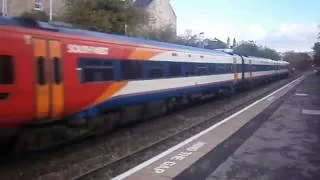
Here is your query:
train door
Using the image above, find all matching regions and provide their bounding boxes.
[240,56,245,80]
[249,59,253,79]
[33,38,64,120]
[233,57,238,83]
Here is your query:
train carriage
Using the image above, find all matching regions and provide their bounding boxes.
[0,17,289,149]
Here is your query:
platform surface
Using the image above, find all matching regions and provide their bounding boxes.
[112,75,311,180]
[205,73,320,180]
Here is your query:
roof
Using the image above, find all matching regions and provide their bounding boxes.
[0,17,231,57]
[134,0,154,8]
[0,17,284,63]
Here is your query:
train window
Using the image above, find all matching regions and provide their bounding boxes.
[148,62,164,79]
[169,62,182,77]
[53,57,62,84]
[0,55,14,84]
[78,58,114,83]
[237,64,242,73]
[229,64,233,73]
[232,63,237,73]
[215,64,227,74]
[244,64,250,72]
[197,64,209,75]
[184,63,196,76]
[37,56,46,85]
[122,60,142,80]
[266,65,270,71]
[210,64,216,74]
[251,65,257,71]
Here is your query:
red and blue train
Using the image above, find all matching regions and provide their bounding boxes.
[0,17,289,146]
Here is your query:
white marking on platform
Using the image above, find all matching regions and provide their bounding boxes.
[267,96,275,101]
[111,76,305,180]
[153,141,207,174]
[295,93,309,96]
[302,110,320,115]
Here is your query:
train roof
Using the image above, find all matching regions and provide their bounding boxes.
[0,17,232,57]
[0,17,288,65]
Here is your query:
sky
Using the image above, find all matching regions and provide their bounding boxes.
[170,0,320,52]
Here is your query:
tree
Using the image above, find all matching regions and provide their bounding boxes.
[233,41,281,60]
[227,37,230,47]
[20,10,49,21]
[233,41,259,56]
[283,52,312,71]
[318,25,320,40]
[175,29,201,47]
[203,38,228,50]
[259,47,282,60]
[313,42,320,67]
[232,38,236,48]
[63,0,149,35]
[137,25,176,42]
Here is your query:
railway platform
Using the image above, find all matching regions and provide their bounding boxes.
[112,73,320,180]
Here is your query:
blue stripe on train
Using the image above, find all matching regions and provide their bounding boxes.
[73,80,233,118]
[73,73,281,119]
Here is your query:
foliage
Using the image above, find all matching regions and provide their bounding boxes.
[146,26,176,42]
[174,30,229,49]
[175,29,201,47]
[318,25,320,39]
[227,37,230,47]
[204,38,228,49]
[233,41,281,60]
[232,38,237,48]
[313,42,320,67]
[132,25,176,42]
[283,52,312,71]
[20,10,49,21]
[63,0,149,35]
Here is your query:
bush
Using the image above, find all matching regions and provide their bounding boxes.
[20,10,49,21]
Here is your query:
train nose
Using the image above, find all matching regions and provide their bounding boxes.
[0,55,19,125]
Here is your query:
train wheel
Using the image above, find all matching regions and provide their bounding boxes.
[159,102,168,115]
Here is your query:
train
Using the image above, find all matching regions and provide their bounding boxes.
[0,17,289,150]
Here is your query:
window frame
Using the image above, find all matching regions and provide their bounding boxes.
[53,57,62,84]
[77,58,115,84]
[121,60,143,80]
[147,61,165,79]
[0,55,14,85]
[168,62,182,78]
[36,56,46,85]
[196,63,209,76]
[33,0,44,11]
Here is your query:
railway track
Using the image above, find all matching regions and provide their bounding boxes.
[72,75,300,180]
[0,75,299,180]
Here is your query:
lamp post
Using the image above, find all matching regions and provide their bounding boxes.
[2,0,4,16]
[2,0,7,16]
[49,0,52,21]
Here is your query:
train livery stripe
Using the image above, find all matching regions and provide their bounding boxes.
[49,40,64,119]
[88,82,128,109]
[33,38,50,119]
[249,60,253,79]
[128,47,162,60]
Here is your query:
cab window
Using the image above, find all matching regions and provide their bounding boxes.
[0,55,14,84]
